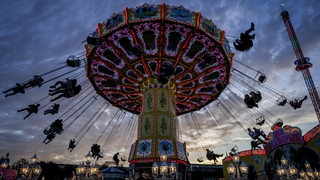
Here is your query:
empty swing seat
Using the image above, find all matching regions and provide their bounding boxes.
[258,75,267,83]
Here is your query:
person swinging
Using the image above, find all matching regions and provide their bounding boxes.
[44,119,64,135]
[206,149,223,164]
[244,91,262,108]
[68,139,76,152]
[250,91,262,103]
[91,144,103,161]
[251,140,262,150]
[247,128,266,144]
[3,83,25,98]
[50,85,81,102]
[276,96,288,107]
[113,152,120,166]
[23,75,44,88]
[43,132,56,144]
[17,104,40,119]
[289,95,307,110]
[50,79,77,91]
[253,127,269,140]
[234,22,255,52]
[44,103,60,115]
[3,75,43,98]
[49,79,81,102]
[244,94,258,108]
[42,119,63,144]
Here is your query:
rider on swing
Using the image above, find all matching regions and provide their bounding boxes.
[289,95,307,110]
[44,103,60,115]
[3,83,25,98]
[234,22,255,52]
[247,128,268,144]
[251,140,262,150]
[43,132,56,144]
[91,144,103,161]
[43,119,64,144]
[253,127,269,140]
[206,149,223,164]
[68,139,76,152]
[23,75,44,88]
[17,104,40,119]
[113,152,120,166]
[244,91,262,108]
[44,119,64,135]
[49,79,81,102]
[244,94,258,108]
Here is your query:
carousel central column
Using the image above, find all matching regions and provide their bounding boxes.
[129,78,189,178]
[139,78,178,157]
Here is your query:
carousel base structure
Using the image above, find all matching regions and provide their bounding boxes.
[222,121,320,180]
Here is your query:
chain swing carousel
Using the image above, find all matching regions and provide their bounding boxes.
[2,2,319,179]
[85,3,233,178]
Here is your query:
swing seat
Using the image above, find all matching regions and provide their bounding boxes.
[121,156,127,162]
[258,75,267,83]
[66,56,81,68]
[271,119,283,130]
[66,59,81,68]
[197,157,204,163]
[277,96,287,106]
[256,116,265,126]
[231,145,238,152]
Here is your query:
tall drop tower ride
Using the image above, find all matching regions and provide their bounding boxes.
[281,10,320,122]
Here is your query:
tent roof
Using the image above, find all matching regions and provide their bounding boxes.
[100,167,125,174]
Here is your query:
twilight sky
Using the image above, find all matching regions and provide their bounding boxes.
[0,0,319,165]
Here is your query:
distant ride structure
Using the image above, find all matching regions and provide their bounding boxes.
[281,10,320,122]
[85,3,233,177]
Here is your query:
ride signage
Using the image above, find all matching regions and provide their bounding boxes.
[264,126,304,153]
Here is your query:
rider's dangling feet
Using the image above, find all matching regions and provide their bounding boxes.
[251,22,255,30]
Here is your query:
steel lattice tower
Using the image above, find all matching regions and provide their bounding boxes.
[281,10,320,122]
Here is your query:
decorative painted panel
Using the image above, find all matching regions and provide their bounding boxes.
[157,113,170,137]
[142,114,153,137]
[137,139,152,157]
[157,89,168,112]
[176,141,187,161]
[144,90,154,112]
[129,4,161,22]
[128,142,136,161]
[158,139,174,156]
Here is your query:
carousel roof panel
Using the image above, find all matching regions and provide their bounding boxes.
[86,4,234,115]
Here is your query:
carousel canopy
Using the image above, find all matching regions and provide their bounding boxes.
[86,4,233,115]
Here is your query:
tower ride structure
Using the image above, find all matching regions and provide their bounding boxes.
[281,10,320,122]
